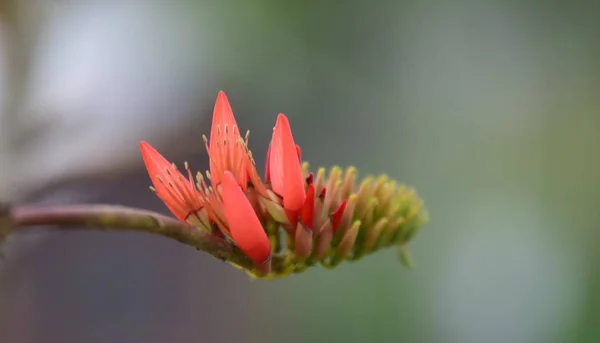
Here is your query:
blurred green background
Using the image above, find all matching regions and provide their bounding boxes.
[1,1,599,342]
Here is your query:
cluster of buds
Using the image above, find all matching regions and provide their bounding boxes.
[140,91,428,278]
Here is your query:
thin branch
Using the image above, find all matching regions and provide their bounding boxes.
[2,203,293,272]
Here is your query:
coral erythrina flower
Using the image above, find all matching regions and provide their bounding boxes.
[140,91,428,278]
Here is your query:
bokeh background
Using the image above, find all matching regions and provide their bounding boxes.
[1,1,600,342]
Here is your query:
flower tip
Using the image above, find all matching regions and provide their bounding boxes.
[139,142,168,166]
[332,199,348,232]
[213,90,232,117]
[276,113,290,126]
[139,140,151,152]
[139,141,165,167]
[216,90,228,102]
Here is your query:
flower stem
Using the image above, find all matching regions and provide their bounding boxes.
[1,203,287,273]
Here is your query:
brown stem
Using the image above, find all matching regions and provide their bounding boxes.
[1,203,288,273]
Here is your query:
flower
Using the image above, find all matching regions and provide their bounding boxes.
[140,91,428,278]
[141,139,272,270]
[205,91,269,198]
[268,114,307,217]
[204,91,248,188]
[139,141,205,226]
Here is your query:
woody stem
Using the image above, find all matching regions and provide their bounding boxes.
[0,203,288,273]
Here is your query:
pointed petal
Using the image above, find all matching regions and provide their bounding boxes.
[319,187,327,200]
[208,91,246,187]
[285,209,299,231]
[269,114,305,212]
[210,91,237,150]
[221,171,271,265]
[331,199,348,233]
[300,183,315,230]
[269,120,285,195]
[305,172,314,187]
[140,141,203,221]
[334,194,358,237]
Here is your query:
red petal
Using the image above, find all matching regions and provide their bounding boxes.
[208,91,246,187]
[140,141,203,221]
[331,200,348,233]
[209,91,237,153]
[319,187,327,200]
[300,184,315,230]
[269,120,285,195]
[285,209,299,229]
[221,171,271,265]
[270,114,306,212]
[306,172,314,186]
